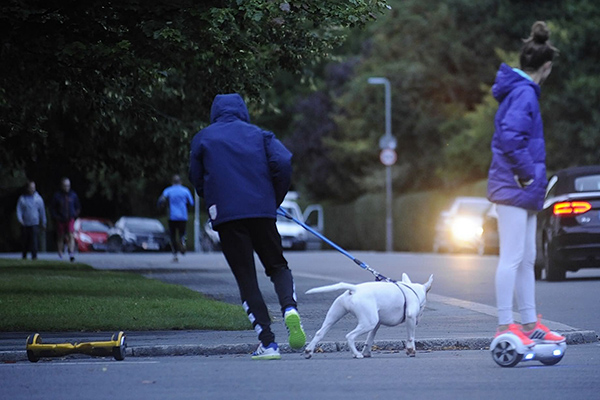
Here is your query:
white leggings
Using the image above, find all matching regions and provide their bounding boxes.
[495,204,537,326]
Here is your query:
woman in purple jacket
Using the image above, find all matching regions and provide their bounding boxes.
[488,22,565,346]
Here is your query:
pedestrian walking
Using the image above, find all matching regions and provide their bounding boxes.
[50,177,81,262]
[189,93,305,360]
[16,181,47,260]
[487,21,565,346]
[158,174,194,262]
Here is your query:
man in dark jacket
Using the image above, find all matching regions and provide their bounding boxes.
[189,93,305,360]
[50,177,81,262]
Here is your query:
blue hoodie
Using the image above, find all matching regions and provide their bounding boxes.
[487,63,547,211]
[189,93,292,227]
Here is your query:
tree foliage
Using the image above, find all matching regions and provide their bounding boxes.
[0,0,389,210]
[285,0,600,202]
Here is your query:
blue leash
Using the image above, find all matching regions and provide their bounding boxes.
[277,207,393,283]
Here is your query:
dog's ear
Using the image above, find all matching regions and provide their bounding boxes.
[401,273,412,284]
[424,274,434,293]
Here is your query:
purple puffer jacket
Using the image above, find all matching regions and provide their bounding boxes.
[487,63,547,211]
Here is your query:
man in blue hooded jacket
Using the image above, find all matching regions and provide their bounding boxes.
[189,93,305,360]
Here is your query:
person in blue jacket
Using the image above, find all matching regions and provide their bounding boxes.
[488,21,565,346]
[189,93,305,360]
[158,174,194,262]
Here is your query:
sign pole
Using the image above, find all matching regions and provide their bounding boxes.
[368,77,396,252]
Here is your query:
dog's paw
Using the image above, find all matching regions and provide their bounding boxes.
[353,353,364,359]
[406,348,416,357]
[303,350,313,359]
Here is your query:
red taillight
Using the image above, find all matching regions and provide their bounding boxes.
[553,201,592,216]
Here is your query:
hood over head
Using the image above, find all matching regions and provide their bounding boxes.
[210,93,251,124]
[492,63,540,103]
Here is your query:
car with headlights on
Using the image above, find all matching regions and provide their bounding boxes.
[433,196,492,254]
[73,217,112,252]
[107,217,171,252]
[535,165,600,281]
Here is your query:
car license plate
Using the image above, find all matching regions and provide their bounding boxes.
[145,242,160,250]
[281,239,292,248]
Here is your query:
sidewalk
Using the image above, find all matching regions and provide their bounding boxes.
[0,252,597,361]
[1,295,596,362]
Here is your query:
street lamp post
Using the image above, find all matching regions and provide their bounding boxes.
[368,77,395,253]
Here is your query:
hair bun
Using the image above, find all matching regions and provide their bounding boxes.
[530,21,550,44]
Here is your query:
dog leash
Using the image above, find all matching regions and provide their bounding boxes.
[278,206,424,321]
[277,207,394,282]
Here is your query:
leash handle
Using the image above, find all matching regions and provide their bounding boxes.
[277,207,393,282]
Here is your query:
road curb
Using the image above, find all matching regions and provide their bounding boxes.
[2,330,596,362]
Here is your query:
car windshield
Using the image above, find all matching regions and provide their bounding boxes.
[124,219,165,233]
[574,174,600,192]
[277,206,301,223]
[456,202,490,216]
[80,220,110,232]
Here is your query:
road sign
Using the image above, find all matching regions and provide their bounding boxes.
[379,148,397,166]
[379,135,397,150]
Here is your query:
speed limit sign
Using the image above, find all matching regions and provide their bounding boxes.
[379,148,397,166]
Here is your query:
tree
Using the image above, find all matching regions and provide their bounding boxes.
[286,0,600,202]
[0,0,390,249]
[287,0,505,201]
[0,1,390,201]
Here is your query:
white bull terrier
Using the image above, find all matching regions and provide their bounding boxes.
[304,273,433,359]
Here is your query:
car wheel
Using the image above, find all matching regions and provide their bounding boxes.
[107,237,123,253]
[543,239,566,282]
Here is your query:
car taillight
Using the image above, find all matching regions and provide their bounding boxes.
[553,201,592,216]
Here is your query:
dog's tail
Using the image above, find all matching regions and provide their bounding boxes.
[305,282,357,295]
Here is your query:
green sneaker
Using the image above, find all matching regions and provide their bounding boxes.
[284,308,306,350]
[251,343,281,360]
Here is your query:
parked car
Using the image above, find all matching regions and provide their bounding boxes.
[107,217,171,252]
[73,218,112,252]
[535,165,600,281]
[277,194,323,250]
[433,196,492,254]
[202,192,323,251]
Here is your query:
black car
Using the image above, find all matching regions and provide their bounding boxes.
[107,217,171,252]
[536,166,600,281]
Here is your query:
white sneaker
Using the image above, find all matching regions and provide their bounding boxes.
[251,343,281,360]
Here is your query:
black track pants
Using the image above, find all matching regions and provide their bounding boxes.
[21,225,39,259]
[218,218,297,347]
[168,220,187,254]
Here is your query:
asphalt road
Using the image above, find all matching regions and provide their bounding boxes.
[2,250,599,400]
[2,343,600,400]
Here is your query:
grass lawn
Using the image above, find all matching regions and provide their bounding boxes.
[0,258,251,332]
